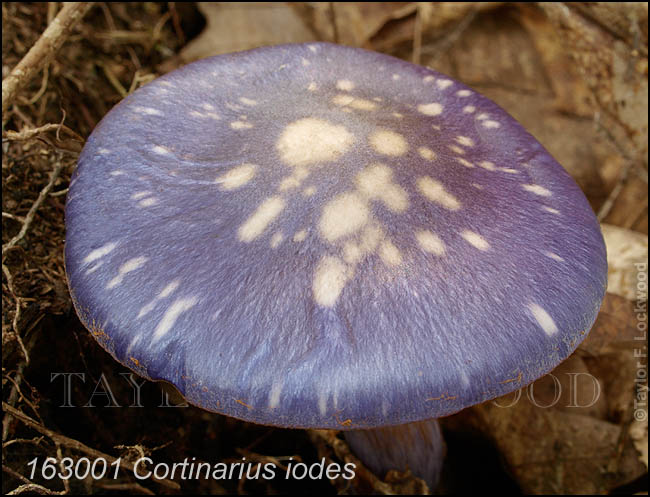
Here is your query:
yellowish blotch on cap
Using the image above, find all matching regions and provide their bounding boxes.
[392,74,401,80]
[356,163,409,213]
[461,230,490,251]
[336,80,355,91]
[544,251,564,262]
[379,240,402,266]
[216,163,257,190]
[270,232,284,248]
[278,166,309,191]
[456,136,474,147]
[343,241,362,264]
[417,176,461,211]
[303,186,316,197]
[231,121,253,130]
[238,196,286,242]
[528,303,559,336]
[418,103,444,116]
[416,230,446,256]
[131,191,151,200]
[152,145,171,156]
[418,147,436,160]
[307,82,318,91]
[449,145,465,155]
[320,192,369,242]
[293,229,308,242]
[313,256,351,307]
[332,94,377,111]
[455,157,474,168]
[500,167,519,174]
[483,120,500,129]
[478,161,496,171]
[277,118,354,167]
[138,198,157,207]
[523,184,552,197]
[369,129,408,156]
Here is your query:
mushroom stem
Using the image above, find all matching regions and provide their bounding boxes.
[344,418,445,490]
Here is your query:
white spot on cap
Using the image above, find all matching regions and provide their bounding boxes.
[379,240,402,266]
[320,192,369,242]
[463,105,476,113]
[239,97,257,106]
[152,145,171,156]
[270,232,284,248]
[303,186,316,197]
[476,113,489,121]
[456,136,474,147]
[418,147,436,160]
[461,230,490,251]
[423,75,435,83]
[417,176,461,211]
[313,256,351,307]
[369,129,408,156]
[543,206,561,215]
[98,148,110,155]
[202,103,215,111]
[137,279,181,319]
[455,157,474,168]
[152,296,198,342]
[544,251,564,262]
[436,79,453,89]
[478,161,496,171]
[238,196,285,242]
[356,163,409,213]
[307,82,318,91]
[456,90,471,97]
[332,94,377,111]
[134,106,163,116]
[138,198,157,208]
[336,80,355,91]
[500,167,519,174]
[293,229,308,242]
[392,74,401,80]
[523,184,552,196]
[231,121,253,129]
[83,242,117,264]
[528,303,559,336]
[483,120,500,129]
[301,57,310,66]
[107,256,148,289]
[216,164,257,190]
[449,145,465,155]
[268,381,283,409]
[418,103,443,116]
[416,230,446,256]
[131,191,151,200]
[277,118,354,167]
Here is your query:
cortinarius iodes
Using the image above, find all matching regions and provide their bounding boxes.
[65,43,608,489]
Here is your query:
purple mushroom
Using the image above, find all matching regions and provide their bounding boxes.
[64,42,607,490]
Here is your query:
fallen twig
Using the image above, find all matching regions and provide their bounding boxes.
[2,2,94,117]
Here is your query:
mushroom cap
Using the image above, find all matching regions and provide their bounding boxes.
[65,42,607,429]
